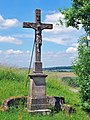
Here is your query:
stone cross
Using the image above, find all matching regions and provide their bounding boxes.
[23,9,53,62]
[23,9,55,113]
[22,9,65,113]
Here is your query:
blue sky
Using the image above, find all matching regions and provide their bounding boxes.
[0,0,85,68]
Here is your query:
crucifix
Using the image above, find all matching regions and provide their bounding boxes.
[23,9,53,73]
[23,9,53,112]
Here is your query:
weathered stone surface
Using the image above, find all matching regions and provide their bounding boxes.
[33,61,42,73]
[27,97,49,110]
[47,96,65,107]
[29,73,47,98]
[61,104,76,114]
[27,96,65,111]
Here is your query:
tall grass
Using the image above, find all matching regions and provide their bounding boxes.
[0,66,90,120]
[0,66,29,103]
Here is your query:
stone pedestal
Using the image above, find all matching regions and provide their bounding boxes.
[27,73,49,111]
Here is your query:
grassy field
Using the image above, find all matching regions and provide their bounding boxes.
[0,66,90,120]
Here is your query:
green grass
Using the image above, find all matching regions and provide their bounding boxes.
[0,66,90,120]
[61,77,79,87]
[0,66,29,103]
[46,72,79,105]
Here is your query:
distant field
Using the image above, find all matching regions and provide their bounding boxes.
[45,71,76,79]
[54,72,76,78]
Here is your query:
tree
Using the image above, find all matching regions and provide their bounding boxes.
[61,0,90,35]
[73,38,90,112]
[61,0,90,111]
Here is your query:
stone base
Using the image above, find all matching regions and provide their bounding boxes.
[2,96,27,108]
[27,97,49,110]
[27,109,51,115]
[2,96,65,114]
[27,96,65,112]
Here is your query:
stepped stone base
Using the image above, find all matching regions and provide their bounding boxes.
[27,96,65,113]
[2,96,65,114]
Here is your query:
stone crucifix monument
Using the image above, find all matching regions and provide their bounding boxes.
[23,9,53,113]
[1,9,65,113]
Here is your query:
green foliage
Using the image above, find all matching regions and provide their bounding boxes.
[73,37,90,112]
[61,0,90,34]
[60,0,90,112]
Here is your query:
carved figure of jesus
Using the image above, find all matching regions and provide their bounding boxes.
[23,9,53,62]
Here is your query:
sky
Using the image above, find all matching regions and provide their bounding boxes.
[0,0,85,68]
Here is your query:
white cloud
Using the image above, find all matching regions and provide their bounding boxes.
[44,12,77,34]
[66,47,77,53]
[0,15,20,29]
[43,12,85,46]
[42,51,76,67]
[0,49,77,68]
[43,37,64,45]
[26,50,30,54]
[5,49,23,54]
[0,49,31,55]
[72,43,79,47]
[0,36,22,44]
[0,50,2,54]
[11,12,85,46]
[45,12,64,24]
[13,33,34,39]
[1,50,73,67]
[0,49,31,67]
